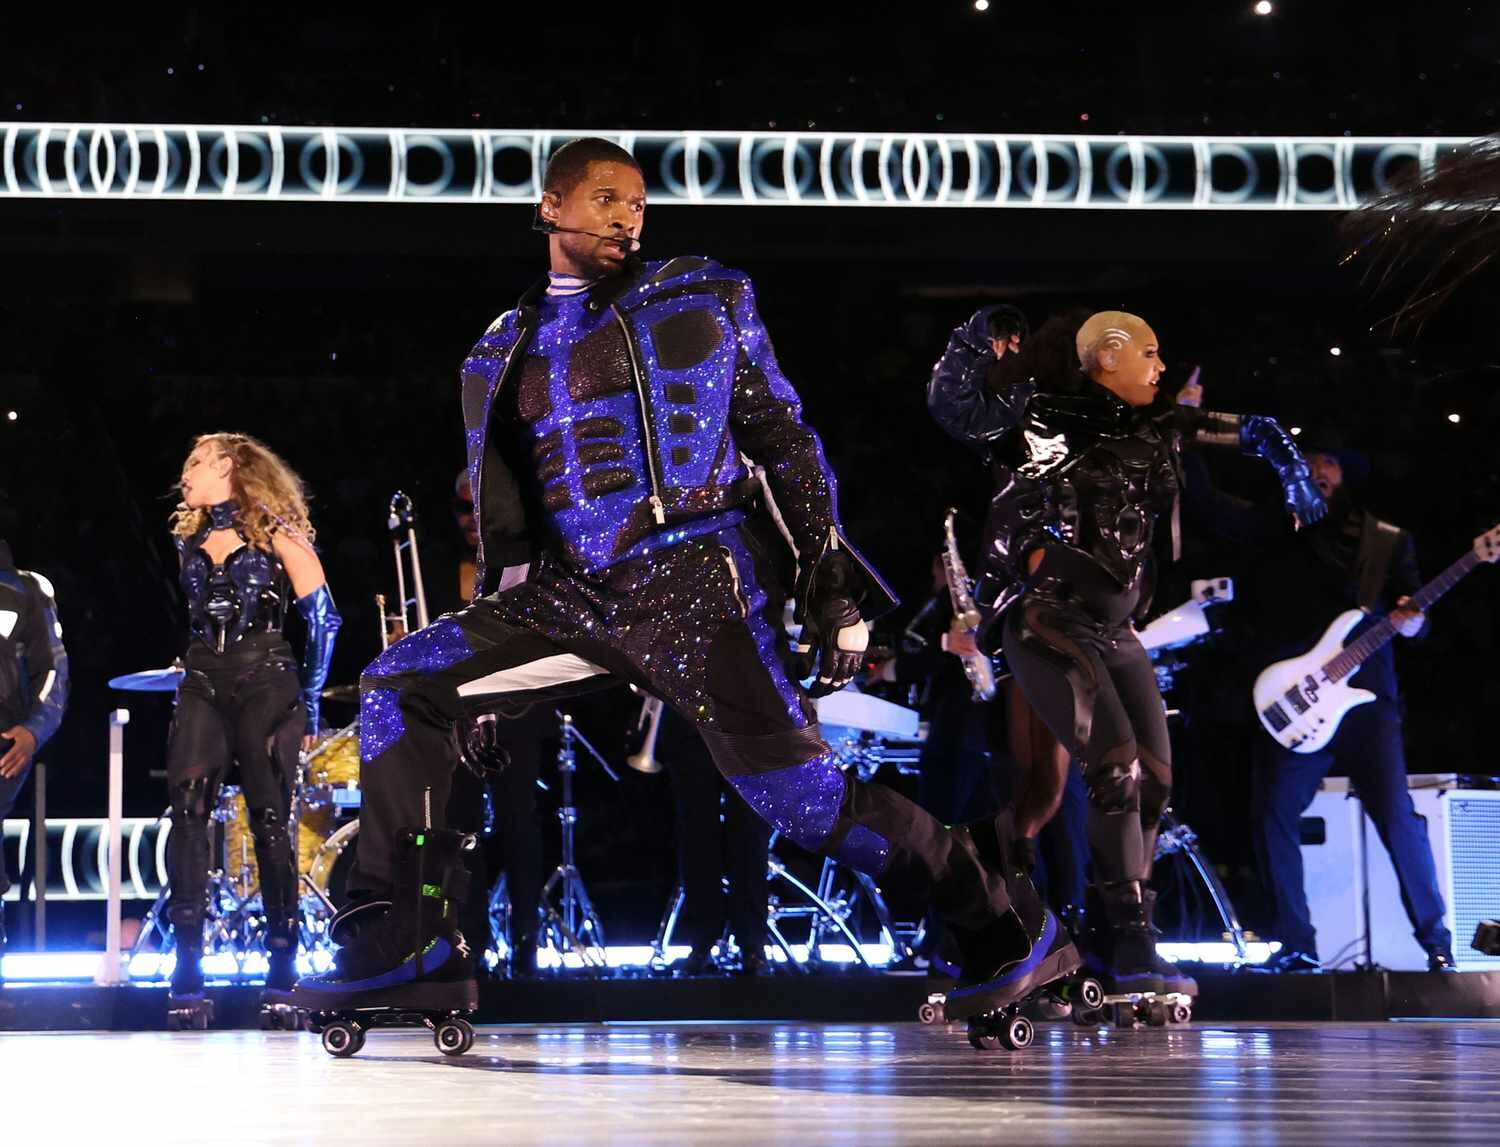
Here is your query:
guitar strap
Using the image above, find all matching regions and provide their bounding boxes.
[1355,514,1404,611]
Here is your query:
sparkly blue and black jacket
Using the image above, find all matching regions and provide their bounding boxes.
[460,256,895,617]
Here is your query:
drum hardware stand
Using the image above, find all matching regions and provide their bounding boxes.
[537,711,616,972]
[1154,810,1249,961]
[809,861,909,965]
[764,842,877,971]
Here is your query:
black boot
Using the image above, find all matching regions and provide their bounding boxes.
[274,828,478,1011]
[940,811,1082,1021]
[251,810,301,993]
[0,900,7,985]
[170,911,206,999]
[1097,881,1170,995]
[263,912,300,993]
[166,909,215,1029]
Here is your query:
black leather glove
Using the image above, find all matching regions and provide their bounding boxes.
[456,712,510,777]
[793,550,870,697]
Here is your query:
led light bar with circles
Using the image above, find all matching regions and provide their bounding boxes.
[0,125,1471,210]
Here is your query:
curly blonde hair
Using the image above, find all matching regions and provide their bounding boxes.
[169,432,316,549]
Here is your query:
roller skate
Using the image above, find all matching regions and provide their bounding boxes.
[937,815,1092,1052]
[1071,882,1196,1028]
[165,912,214,1031]
[267,828,479,1057]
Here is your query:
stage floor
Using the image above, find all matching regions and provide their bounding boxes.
[7,1020,1498,1143]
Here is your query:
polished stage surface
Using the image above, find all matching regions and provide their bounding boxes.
[7,1020,1499,1144]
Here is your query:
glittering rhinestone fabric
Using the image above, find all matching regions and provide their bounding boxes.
[366,617,473,677]
[358,686,405,764]
[832,824,893,876]
[728,749,847,852]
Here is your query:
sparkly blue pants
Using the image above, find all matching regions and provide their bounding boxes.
[349,520,1011,928]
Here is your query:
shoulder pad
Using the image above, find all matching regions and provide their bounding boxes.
[21,570,56,600]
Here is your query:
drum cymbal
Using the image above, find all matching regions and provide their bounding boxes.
[107,666,186,693]
[320,684,361,703]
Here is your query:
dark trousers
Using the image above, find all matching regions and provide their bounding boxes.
[0,757,34,898]
[352,523,1011,931]
[447,703,549,953]
[660,708,770,953]
[1251,699,1452,958]
[1036,765,1089,916]
[1000,553,1173,889]
[917,699,1000,828]
[165,636,304,926]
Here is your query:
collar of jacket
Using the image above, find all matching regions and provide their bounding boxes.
[513,257,648,323]
[1027,385,1138,437]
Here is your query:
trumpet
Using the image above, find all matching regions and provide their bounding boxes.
[942,507,997,702]
[378,491,430,650]
[625,692,665,774]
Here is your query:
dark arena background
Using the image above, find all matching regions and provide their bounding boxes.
[2,7,1499,1143]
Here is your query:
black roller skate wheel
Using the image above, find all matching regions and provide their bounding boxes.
[435,1019,473,1056]
[1169,1001,1192,1025]
[917,1002,941,1025]
[1145,1001,1169,1027]
[191,1009,210,1031]
[1077,978,1105,1010]
[1036,996,1071,1021]
[967,1025,1002,1052]
[1000,1015,1034,1051]
[322,1021,363,1057]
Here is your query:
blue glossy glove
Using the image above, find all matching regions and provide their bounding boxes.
[958,304,1028,355]
[1240,415,1327,526]
[295,584,342,735]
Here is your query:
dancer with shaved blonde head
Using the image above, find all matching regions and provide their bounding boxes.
[936,305,1324,1000]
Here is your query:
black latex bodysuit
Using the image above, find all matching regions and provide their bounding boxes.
[166,501,305,972]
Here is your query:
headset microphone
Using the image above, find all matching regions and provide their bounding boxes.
[531,206,641,252]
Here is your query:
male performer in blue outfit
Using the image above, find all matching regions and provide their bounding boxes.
[281,139,1080,1019]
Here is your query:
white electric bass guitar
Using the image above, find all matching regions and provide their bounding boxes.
[1253,523,1500,753]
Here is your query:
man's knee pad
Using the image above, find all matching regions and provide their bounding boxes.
[1082,751,1141,816]
[702,727,844,852]
[359,682,407,763]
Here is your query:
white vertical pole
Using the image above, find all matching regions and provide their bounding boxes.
[95,708,129,986]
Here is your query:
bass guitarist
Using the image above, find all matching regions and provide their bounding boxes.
[1190,436,1455,973]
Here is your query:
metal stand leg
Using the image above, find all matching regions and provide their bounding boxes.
[766,855,875,969]
[536,713,611,971]
[651,883,686,966]
[1155,810,1248,960]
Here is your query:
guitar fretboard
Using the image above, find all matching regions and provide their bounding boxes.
[1323,551,1481,682]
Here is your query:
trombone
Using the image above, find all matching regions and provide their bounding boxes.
[376,490,430,650]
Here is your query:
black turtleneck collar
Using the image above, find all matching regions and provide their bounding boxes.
[207,500,240,530]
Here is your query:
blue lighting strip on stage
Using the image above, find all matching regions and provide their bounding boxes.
[0,125,1473,210]
[0,942,1279,984]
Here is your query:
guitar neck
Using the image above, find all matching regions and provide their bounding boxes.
[1323,551,1480,681]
